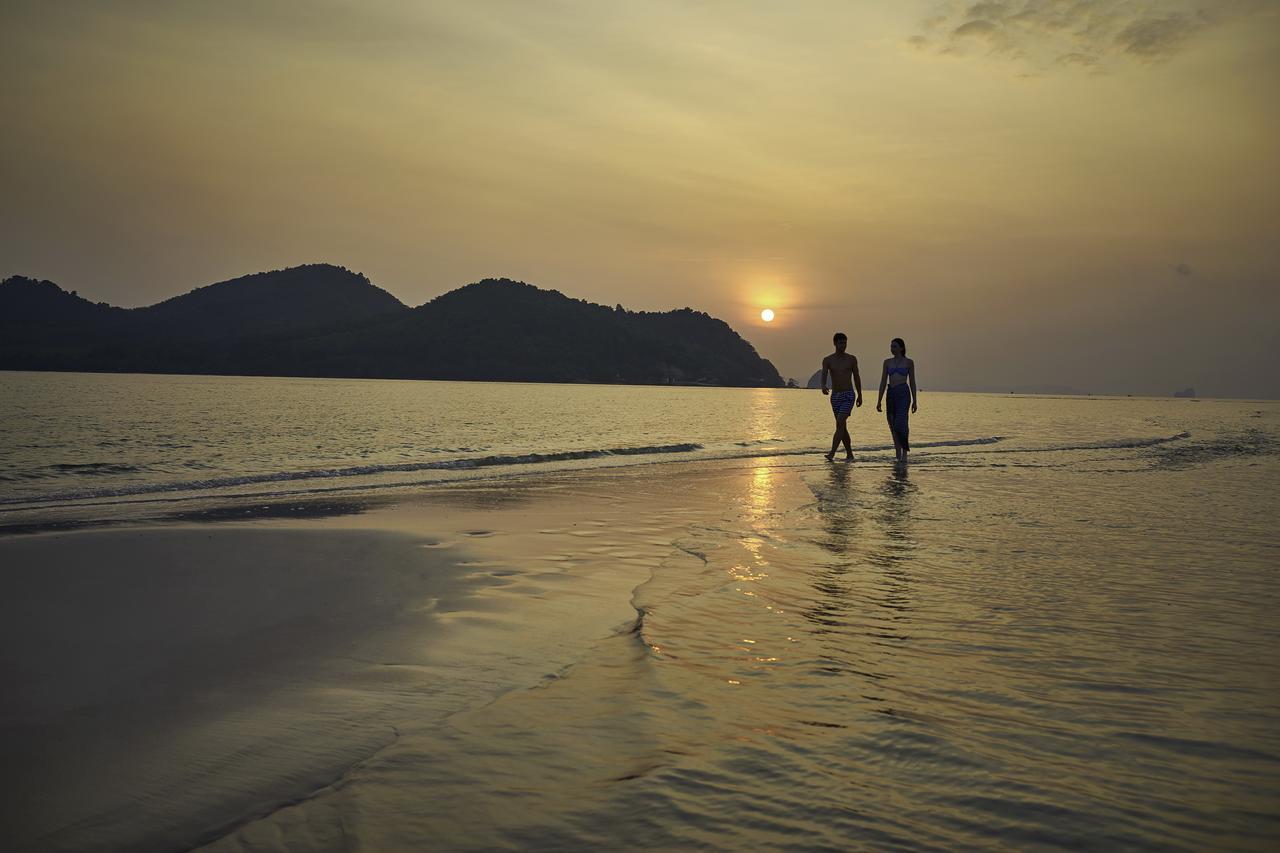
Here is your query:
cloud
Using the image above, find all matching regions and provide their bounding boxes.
[1174,262,1192,276]
[1114,14,1203,58]
[909,1,1265,71]
[954,19,999,37]
[1056,51,1099,67]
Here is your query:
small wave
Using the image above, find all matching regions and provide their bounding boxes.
[740,436,1007,458]
[0,443,705,507]
[979,432,1190,455]
[1148,429,1279,469]
[914,436,1006,448]
[48,462,143,476]
[5,462,145,482]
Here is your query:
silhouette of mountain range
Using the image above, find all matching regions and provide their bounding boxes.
[0,264,783,387]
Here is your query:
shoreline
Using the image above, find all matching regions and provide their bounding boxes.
[0,418,1260,536]
[6,370,1276,400]
[0,367,786,391]
[2,461,731,850]
[4,450,1278,849]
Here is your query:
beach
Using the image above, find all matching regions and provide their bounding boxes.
[2,374,1279,850]
[7,0,1278,846]
[3,455,1278,846]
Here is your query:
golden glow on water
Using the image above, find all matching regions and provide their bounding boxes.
[745,388,782,446]
[3,375,1278,851]
[425,440,1276,846]
[746,461,776,526]
[2,384,1280,850]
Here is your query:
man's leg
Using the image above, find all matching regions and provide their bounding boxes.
[841,421,853,457]
[827,416,842,460]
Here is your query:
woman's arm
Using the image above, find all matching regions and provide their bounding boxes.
[908,359,918,413]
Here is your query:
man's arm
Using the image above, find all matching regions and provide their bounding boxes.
[876,360,887,411]
[853,357,863,406]
[820,357,830,395]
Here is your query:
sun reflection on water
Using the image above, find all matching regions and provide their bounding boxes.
[746,388,782,444]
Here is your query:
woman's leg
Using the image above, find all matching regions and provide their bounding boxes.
[889,385,910,460]
[887,410,901,459]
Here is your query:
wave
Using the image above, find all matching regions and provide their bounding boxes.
[705,432,1190,465]
[46,462,143,478]
[911,436,1006,449]
[49,462,143,473]
[0,437,1012,508]
[733,436,1009,459]
[7,428,1262,513]
[1149,429,1279,469]
[1001,432,1191,453]
[0,463,144,483]
[0,443,704,507]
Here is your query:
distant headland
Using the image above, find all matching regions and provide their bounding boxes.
[0,264,783,387]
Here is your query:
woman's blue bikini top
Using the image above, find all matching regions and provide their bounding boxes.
[887,364,909,376]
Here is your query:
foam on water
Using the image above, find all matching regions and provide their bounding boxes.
[0,442,706,506]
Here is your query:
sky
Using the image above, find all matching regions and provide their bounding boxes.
[2,0,1277,397]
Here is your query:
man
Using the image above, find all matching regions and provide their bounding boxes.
[820,332,862,461]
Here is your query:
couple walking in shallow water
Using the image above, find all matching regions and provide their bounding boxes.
[820,333,917,463]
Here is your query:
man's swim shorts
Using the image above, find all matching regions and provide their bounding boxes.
[830,390,856,417]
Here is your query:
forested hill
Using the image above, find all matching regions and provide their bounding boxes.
[0,266,783,387]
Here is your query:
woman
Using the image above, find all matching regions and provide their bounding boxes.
[876,338,917,463]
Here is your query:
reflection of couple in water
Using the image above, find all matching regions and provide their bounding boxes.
[820,333,917,464]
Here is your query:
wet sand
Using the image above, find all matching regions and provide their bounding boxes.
[4,454,1279,851]
[1,467,712,851]
[1,527,470,850]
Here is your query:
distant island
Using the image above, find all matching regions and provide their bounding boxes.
[0,264,783,387]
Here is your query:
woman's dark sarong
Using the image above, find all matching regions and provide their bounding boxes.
[886,383,911,451]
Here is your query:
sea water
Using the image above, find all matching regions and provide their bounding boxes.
[2,371,1278,849]
[2,370,1274,512]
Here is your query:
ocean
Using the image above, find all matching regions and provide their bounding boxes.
[2,370,1278,849]
[3,370,1275,514]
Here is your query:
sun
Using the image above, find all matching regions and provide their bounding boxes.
[760,308,775,322]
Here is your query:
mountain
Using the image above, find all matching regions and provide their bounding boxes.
[287,278,782,385]
[0,276,121,326]
[0,264,405,373]
[0,267,783,387]
[0,277,130,370]
[134,264,405,340]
